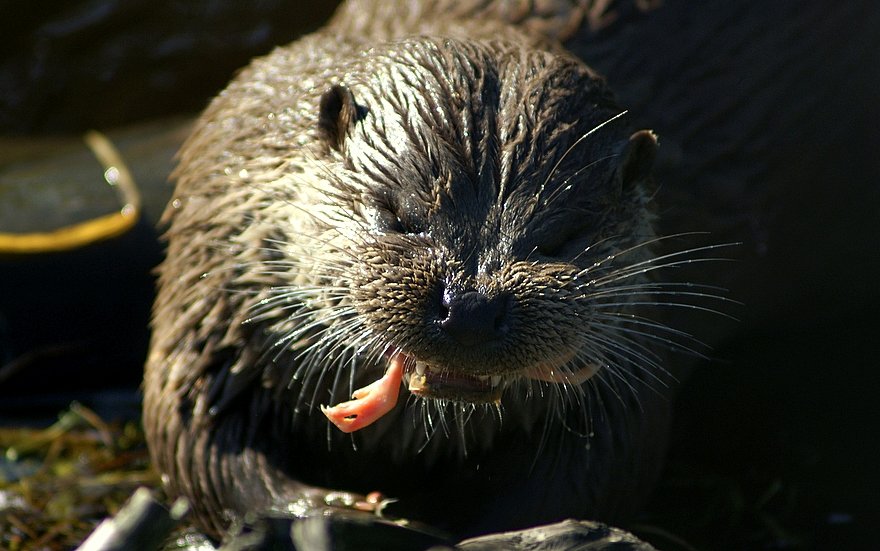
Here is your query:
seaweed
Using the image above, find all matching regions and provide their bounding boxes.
[0,403,161,551]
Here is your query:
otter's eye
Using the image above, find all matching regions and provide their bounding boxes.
[381,211,408,234]
[389,211,424,235]
[371,195,422,235]
[537,238,565,259]
[536,220,590,259]
[537,235,574,259]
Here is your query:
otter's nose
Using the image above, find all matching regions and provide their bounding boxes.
[439,290,509,347]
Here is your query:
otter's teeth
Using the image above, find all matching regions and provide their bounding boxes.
[414,361,427,376]
[475,375,503,387]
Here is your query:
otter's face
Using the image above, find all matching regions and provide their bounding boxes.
[283,37,657,410]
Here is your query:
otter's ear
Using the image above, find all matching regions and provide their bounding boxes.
[318,84,367,152]
[618,130,658,190]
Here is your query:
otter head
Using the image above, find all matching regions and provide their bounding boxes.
[267,36,657,426]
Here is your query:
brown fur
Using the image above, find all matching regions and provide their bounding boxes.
[144,2,688,540]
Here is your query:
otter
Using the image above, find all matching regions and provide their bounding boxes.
[143,0,719,542]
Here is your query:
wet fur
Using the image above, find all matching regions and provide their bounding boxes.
[144,7,716,540]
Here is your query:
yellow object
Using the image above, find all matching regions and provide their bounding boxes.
[0,130,142,253]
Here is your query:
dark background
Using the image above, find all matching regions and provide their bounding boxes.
[1,1,877,549]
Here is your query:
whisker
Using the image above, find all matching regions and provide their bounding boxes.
[580,240,740,281]
[539,153,619,211]
[535,111,629,205]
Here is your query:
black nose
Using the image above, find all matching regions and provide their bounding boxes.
[439,290,509,347]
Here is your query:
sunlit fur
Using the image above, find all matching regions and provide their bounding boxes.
[144,16,729,540]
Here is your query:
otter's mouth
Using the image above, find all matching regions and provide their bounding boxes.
[406,358,505,403]
[321,350,601,433]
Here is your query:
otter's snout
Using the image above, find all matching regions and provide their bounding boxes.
[439,290,511,347]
